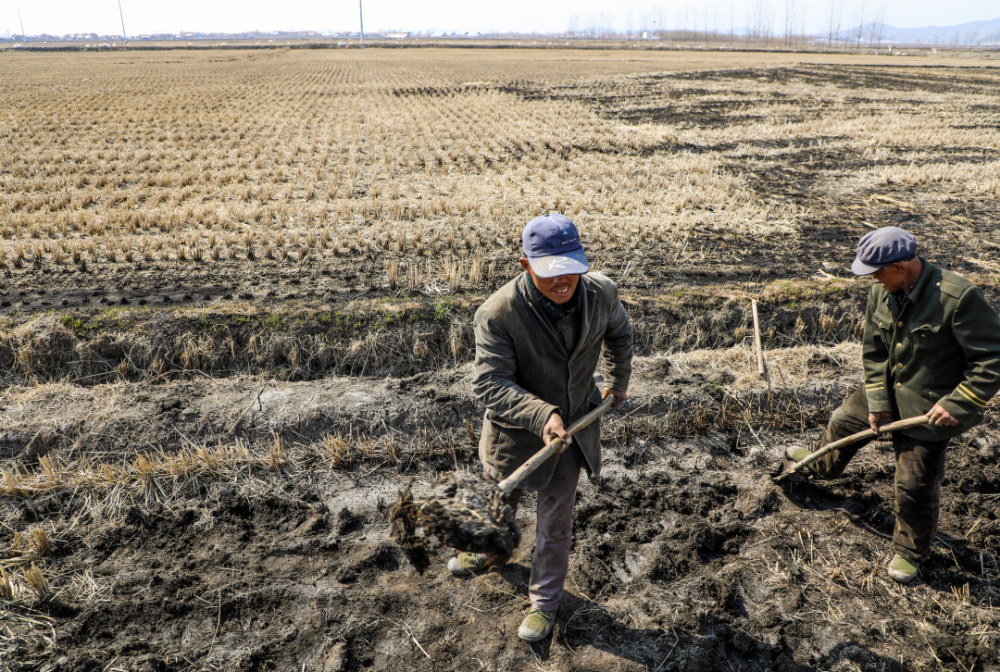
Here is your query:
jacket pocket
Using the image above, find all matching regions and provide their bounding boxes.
[872,308,894,332]
[486,412,540,465]
[910,323,943,353]
[487,410,522,430]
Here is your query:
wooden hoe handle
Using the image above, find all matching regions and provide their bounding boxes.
[776,414,931,481]
[497,396,615,495]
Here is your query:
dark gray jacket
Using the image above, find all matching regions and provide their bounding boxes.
[472,272,633,490]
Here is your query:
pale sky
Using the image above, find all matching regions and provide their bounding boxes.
[1,1,997,38]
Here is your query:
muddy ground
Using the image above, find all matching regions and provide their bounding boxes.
[1,346,999,672]
[3,59,1000,672]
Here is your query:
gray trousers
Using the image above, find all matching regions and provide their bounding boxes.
[487,444,583,611]
[812,388,949,563]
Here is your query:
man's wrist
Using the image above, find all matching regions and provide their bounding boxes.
[936,399,966,422]
[608,378,629,393]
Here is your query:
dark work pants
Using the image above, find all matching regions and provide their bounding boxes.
[484,445,583,610]
[812,388,949,563]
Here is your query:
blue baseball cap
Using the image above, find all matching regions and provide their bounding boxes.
[851,227,917,276]
[521,214,589,279]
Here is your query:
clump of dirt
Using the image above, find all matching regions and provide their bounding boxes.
[389,472,520,573]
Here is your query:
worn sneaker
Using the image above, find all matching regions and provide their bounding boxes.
[446,553,489,577]
[784,446,828,479]
[887,555,920,583]
[785,446,812,463]
[518,608,557,642]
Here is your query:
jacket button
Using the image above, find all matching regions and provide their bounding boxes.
[896,382,903,389]
[897,321,904,328]
[936,282,941,287]
[897,363,903,368]
[896,343,902,349]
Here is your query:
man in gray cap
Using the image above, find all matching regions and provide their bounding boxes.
[788,226,1000,582]
[449,213,632,642]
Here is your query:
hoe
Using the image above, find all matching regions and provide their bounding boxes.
[390,397,614,573]
[773,413,930,482]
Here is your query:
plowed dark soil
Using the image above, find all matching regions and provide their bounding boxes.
[2,356,999,672]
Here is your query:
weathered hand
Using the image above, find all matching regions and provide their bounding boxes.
[927,403,959,426]
[602,387,627,408]
[868,411,894,434]
[543,413,572,455]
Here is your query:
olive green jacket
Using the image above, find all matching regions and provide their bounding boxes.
[863,259,1000,441]
[472,272,633,490]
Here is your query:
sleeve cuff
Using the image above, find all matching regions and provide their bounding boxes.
[608,376,630,392]
[865,386,892,414]
[530,404,561,437]
[938,397,979,424]
[865,390,892,413]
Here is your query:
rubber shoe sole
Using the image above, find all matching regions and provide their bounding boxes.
[887,555,920,583]
[446,553,488,577]
[785,446,812,463]
[518,608,556,642]
[784,446,828,479]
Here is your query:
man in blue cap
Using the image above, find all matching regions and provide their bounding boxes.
[449,213,633,642]
[788,226,1000,583]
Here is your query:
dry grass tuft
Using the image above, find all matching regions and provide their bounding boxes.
[30,529,50,556]
[0,566,13,601]
[321,434,354,469]
[23,564,51,601]
[269,434,287,470]
[387,260,402,291]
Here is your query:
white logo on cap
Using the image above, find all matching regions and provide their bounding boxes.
[548,257,573,271]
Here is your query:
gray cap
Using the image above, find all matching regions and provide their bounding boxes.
[851,227,917,276]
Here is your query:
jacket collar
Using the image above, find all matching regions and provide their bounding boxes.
[517,273,595,360]
[524,272,582,320]
[904,258,935,305]
[882,258,934,311]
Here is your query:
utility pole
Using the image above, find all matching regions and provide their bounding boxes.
[118,0,128,43]
[359,0,364,48]
[17,6,25,41]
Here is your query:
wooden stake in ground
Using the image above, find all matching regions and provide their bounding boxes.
[752,299,766,378]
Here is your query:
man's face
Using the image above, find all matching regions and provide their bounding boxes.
[520,258,580,305]
[872,264,906,293]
